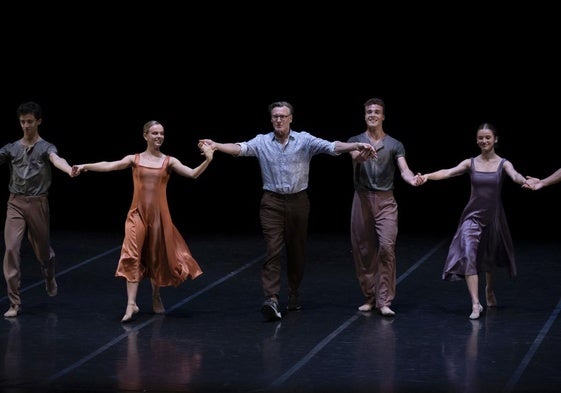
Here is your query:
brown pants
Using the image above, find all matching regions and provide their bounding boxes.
[350,190,398,309]
[3,194,55,306]
[259,190,309,300]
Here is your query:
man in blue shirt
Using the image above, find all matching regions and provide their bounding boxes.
[200,101,375,321]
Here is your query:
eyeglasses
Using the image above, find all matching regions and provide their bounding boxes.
[271,114,291,120]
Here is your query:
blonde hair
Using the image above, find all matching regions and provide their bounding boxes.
[143,120,161,135]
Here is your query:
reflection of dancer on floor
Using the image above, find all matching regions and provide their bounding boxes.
[354,317,396,391]
[418,123,528,319]
[118,325,141,391]
[72,120,214,322]
[118,316,203,388]
[443,320,481,393]
[4,318,21,380]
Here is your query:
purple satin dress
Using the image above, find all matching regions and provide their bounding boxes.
[442,158,516,281]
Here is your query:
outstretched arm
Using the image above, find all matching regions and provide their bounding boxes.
[169,142,214,179]
[539,168,561,187]
[199,139,241,156]
[503,160,529,187]
[71,155,135,176]
[419,159,471,184]
[334,141,376,160]
[49,152,74,177]
[524,167,561,190]
[396,156,423,186]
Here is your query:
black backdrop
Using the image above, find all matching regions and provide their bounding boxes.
[1,5,559,241]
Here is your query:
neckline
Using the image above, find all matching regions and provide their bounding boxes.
[136,154,167,169]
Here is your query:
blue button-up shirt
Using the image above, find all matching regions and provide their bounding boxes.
[238,130,338,194]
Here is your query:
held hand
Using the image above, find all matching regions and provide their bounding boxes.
[198,141,215,159]
[522,176,539,189]
[198,139,217,151]
[358,143,377,160]
[71,165,86,177]
[523,176,544,190]
[414,173,428,186]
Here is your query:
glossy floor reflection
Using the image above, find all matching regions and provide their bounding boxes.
[1,230,561,393]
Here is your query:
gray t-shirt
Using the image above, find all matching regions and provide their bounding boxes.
[347,133,405,192]
[0,138,57,196]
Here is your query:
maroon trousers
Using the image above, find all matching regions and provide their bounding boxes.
[3,194,55,306]
[350,190,398,309]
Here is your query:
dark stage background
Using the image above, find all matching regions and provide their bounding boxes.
[1,4,559,241]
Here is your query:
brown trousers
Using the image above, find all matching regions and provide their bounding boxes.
[259,190,309,300]
[3,194,55,306]
[350,190,398,309]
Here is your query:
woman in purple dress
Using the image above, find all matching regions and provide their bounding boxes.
[419,123,529,319]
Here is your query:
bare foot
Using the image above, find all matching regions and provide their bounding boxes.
[121,303,139,323]
[153,294,165,314]
[358,303,373,312]
[486,288,497,308]
[469,304,483,320]
[379,306,395,317]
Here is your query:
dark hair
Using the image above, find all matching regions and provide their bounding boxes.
[364,97,385,113]
[477,122,497,137]
[16,101,42,120]
[268,101,294,116]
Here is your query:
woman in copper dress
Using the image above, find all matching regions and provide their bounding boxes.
[72,120,213,322]
[418,123,529,319]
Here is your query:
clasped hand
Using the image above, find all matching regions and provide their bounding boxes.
[358,143,377,160]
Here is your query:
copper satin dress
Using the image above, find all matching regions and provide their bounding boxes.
[115,154,202,286]
[442,158,517,281]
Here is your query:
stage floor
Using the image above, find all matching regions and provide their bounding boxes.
[1,229,560,393]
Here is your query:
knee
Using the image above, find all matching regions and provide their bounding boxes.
[378,244,396,262]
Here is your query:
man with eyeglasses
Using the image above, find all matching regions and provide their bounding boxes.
[200,100,375,321]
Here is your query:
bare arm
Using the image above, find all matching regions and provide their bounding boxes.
[503,160,528,186]
[421,159,471,182]
[71,155,135,176]
[524,168,561,190]
[199,139,241,156]
[49,152,73,177]
[334,141,376,159]
[397,156,421,186]
[539,168,561,187]
[168,142,214,179]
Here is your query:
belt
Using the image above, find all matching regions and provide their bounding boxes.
[264,189,307,199]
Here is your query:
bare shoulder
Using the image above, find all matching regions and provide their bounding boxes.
[458,158,472,169]
[118,154,136,166]
[166,156,185,169]
[501,159,516,171]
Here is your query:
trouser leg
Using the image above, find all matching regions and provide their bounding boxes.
[3,196,27,307]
